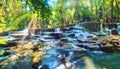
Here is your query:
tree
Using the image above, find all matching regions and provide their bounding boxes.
[110,0,114,22]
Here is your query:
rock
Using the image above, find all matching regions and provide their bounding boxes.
[100,42,115,53]
[77,40,88,43]
[110,39,119,45]
[58,41,65,46]
[3,52,11,56]
[50,33,62,39]
[100,38,120,53]
[43,28,55,32]
[8,41,17,46]
[32,47,39,51]
[9,29,29,38]
[86,40,98,43]
[76,43,84,47]
[111,29,118,35]
[109,35,120,40]
[62,27,71,31]
[0,41,17,48]
[0,32,9,36]
[68,34,75,38]
[9,55,19,61]
[32,57,41,63]
[69,26,74,30]
[40,65,49,69]
[77,43,100,51]
[86,46,99,51]
[60,39,69,42]
[32,62,40,69]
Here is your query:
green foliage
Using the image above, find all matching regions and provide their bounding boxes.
[0,36,8,44]
[0,0,31,32]
[0,49,5,55]
[0,39,8,45]
[0,0,119,32]
[28,0,52,25]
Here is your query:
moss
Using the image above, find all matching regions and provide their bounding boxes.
[0,39,8,45]
[0,36,8,44]
[0,49,5,55]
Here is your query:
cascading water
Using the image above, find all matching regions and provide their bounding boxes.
[1,23,120,69]
[39,23,103,69]
[116,23,120,35]
[55,28,61,33]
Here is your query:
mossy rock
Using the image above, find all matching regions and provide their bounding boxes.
[0,36,8,45]
[0,49,5,55]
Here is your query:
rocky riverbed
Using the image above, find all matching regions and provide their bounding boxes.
[0,23,120,69]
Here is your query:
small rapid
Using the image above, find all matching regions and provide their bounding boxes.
[38,23,104,69]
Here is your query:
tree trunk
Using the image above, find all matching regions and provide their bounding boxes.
[115,0,119,22]
[95,0,99,21]
[102,0,106,23]
[90,0,93,21]
[110,0,114,23]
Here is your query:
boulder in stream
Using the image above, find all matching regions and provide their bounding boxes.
[50,33,63,39]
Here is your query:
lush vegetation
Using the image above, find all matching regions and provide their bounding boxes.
[0,0,120,32]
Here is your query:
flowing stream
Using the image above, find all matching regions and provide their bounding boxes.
[37,24,105,69]
[1,23,120,69]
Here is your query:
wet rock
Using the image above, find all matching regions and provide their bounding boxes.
[0,41,17,48]
[0,32,9,36]
[43,28,55,32]
[9,29,29,38]
[32,62,41,69]
[39,39,46,43]
[8,41,17,46]
[100,42,115,53]
[99,38,120,53]
[86,46,100,51]
[60,39,68,42]
[68,34,75,38]
[87,39,98,43]
[110,39,119,45]
[77,43,100,51]
[77,40,89,43]
[44,37,54,39]
[100,45,115,53]
[50,33,62,39]
[109,35,120,40]
[0,48,5,55]
[62,27,71,31]
[32,35,40,39]
[57,41,65,46]
[32,47,39,51]
[69,26,74,30]
[76,44,84,47]
[3,52,11,56]
[111,29,118,35]
[87,36,94,39]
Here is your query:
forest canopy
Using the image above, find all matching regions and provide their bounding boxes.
[0,0,120,32]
